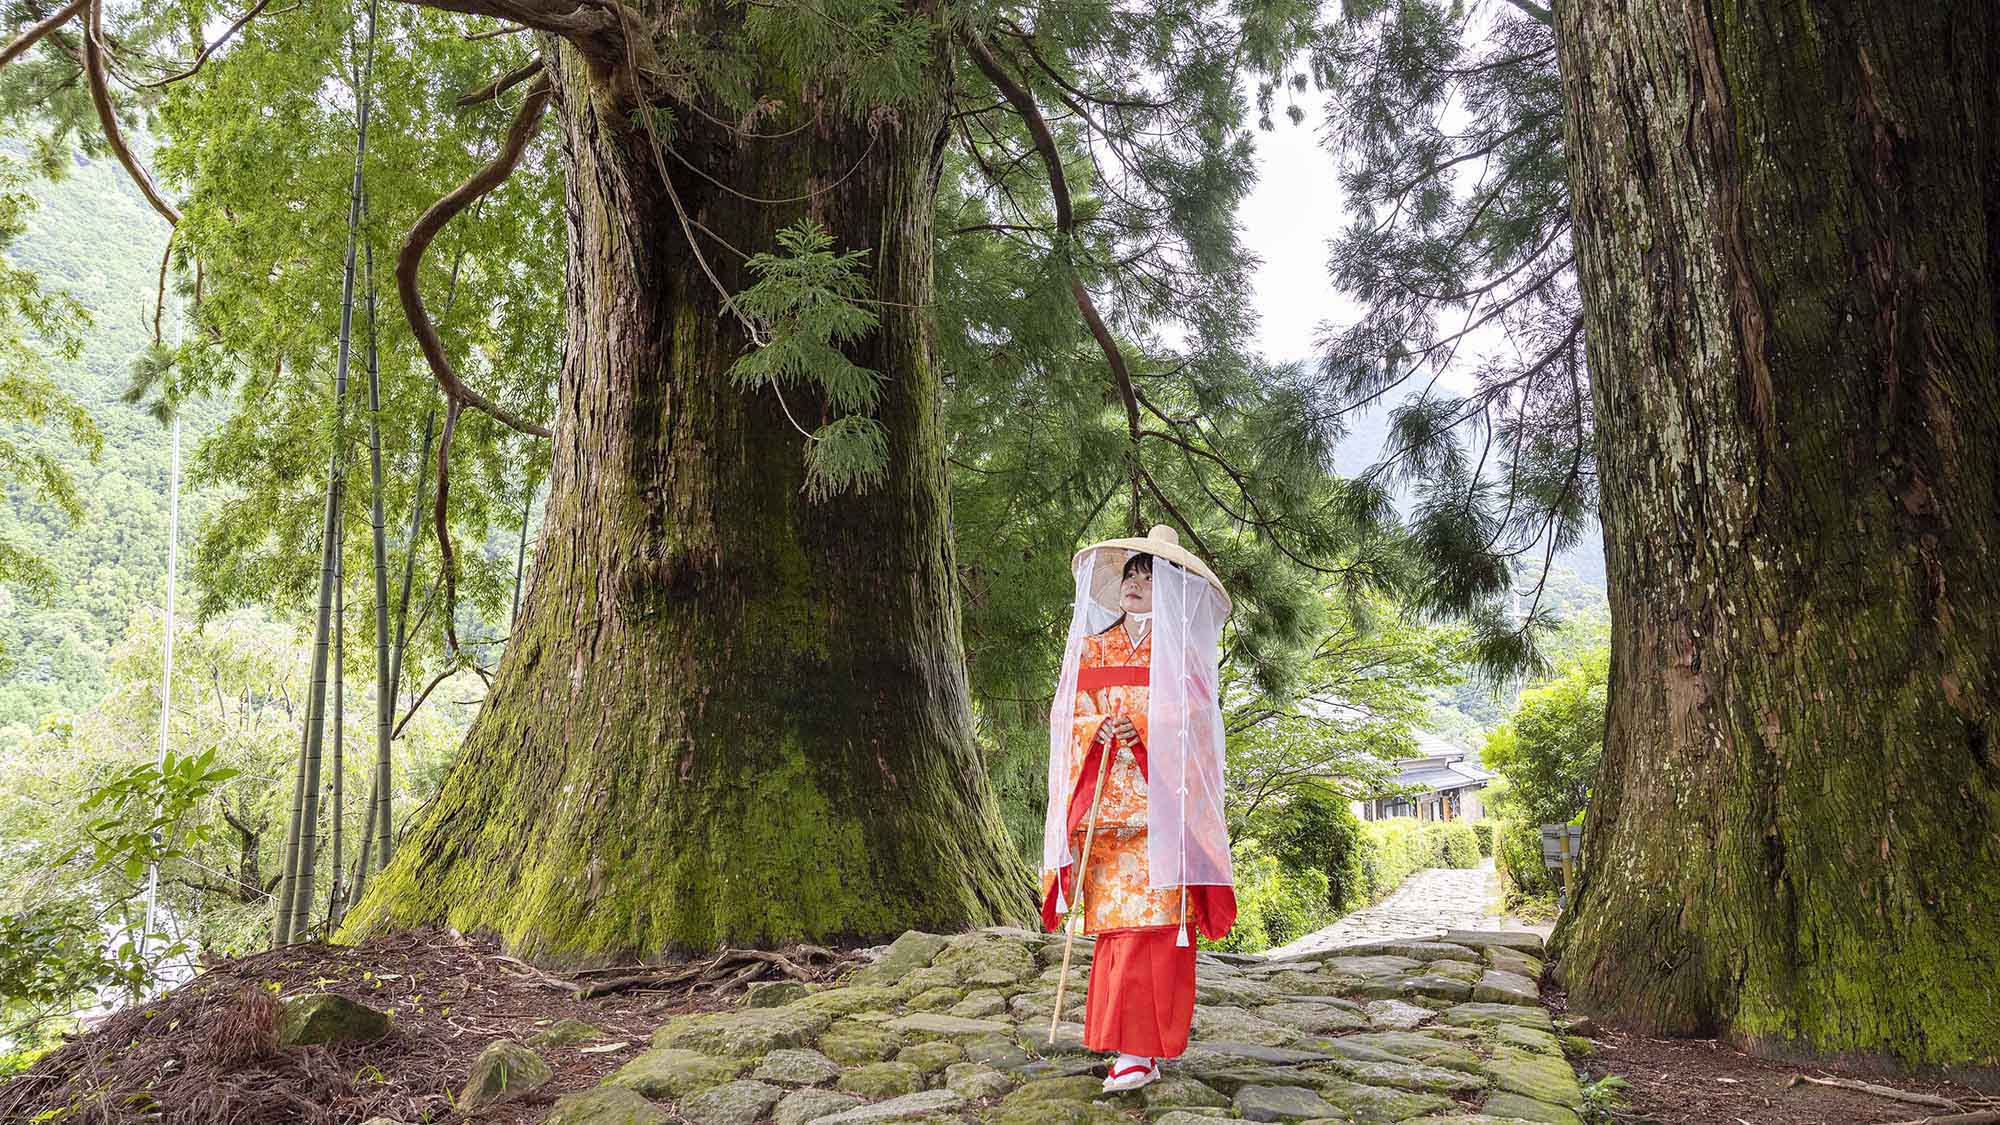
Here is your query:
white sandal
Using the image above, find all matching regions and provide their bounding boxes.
[1101,1055,1160,1092]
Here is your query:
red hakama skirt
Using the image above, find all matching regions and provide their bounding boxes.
[1081,926,1198,1057]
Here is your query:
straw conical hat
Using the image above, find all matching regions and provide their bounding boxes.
[1073,524,1231,614]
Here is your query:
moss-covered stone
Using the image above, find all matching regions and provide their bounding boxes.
[1233,1083,1339,1121]
[893,1038,965,1075]
[1035,937,1095,965]
[906,985,965,1012]
[1421,958,1485,984]
[654,1006,831,1057]
[1485,947,1545,980]
[936,934,1041,984]
[1152,1114,1240,1125]
[897,965,964,994]
[1444,931,1544,956]
[847,931,951,987]
[530,1018,607,1047]
[1138,1075,1230,1109]
[745,980,810,1008]
[1334,1031,1485,1073]
[456,1039,554,1112]
[773,1087,864,1125]
[1322,1058,1487,1094]
[1009,988,1086,1023]
[542,1087,672,1125]
[1472,969,1541,1006]
[1002,1075,1106,1104]
[818,1019,904,1064]
[1392,1104,1544,1112]
[1363,999,1435,1030]
[1482,1090,1583,1125]
[813,1089,970,1123]
[1321,955,1424,977]
[963,1032,1035,1071]
[1490,1025,1564,1056]
[1193,976,1286,1007]
[1439,1003,1556,1032]
[276,993,389,1047]
[751,1047,843,1086]
[1314,1077,1455,1123]
[681,1080,786,1125]
[606,1048,749,1099]
[794,985,907,1019]
[944,1061,1017,1099]
[1254,1001,1371,1034]
[1484,1047,1583,1106]
[835,1060,925,1097]
[1402,974,1475,1002]
[949,990,1007,1019]
[1190,1004,1303,1046]
[884,1012,1015,1041]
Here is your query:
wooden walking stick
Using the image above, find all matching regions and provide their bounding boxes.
[1051,718,1120,1044]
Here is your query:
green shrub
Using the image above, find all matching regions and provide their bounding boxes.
[1208,837,1334,953]
[1470,818,1495,857]
[1434,821,1480,868]
[1494,816,1557,904]
[1266,787,1369,914]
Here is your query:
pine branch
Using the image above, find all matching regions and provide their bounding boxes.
[139,0,278,87]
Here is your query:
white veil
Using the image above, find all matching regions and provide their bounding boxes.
[1042,533,1233,892]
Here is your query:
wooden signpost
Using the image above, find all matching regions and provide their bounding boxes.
[1540,823,1584,901]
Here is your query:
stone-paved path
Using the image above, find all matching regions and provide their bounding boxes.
[1265,861,1501,961]
[532,912,1589,1125]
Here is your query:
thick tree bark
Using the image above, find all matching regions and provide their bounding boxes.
[341,35,1033,963]
[1552,1,2000,1070]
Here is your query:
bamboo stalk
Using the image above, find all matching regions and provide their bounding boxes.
[284,0,375,943]
[329,550,345,926]
[277,450,342,944]
[379,407,433,868]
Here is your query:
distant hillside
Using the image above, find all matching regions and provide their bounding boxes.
[0,147,195,731]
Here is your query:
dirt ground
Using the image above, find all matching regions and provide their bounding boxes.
[0,927,849,1125]
[1576,1022,1997,1125]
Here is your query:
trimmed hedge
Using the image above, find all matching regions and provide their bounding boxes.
[1470,818,1495,857]
[1355,818,1481,906]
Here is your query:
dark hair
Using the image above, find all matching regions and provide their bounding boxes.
[1122,552,1154,580]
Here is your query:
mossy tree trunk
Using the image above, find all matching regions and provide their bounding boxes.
[341,34,1033,964]
[1552,0,2000,1069]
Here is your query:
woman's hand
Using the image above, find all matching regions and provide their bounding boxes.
[1110,715,1140,748]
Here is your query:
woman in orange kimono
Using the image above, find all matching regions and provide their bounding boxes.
[1041,526,1236,1092]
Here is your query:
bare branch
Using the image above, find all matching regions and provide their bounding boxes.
[457,55,543,107]
[1,0,86,70]
[82,0,181,226]
[393,0,620,61]
[396,73,555,439]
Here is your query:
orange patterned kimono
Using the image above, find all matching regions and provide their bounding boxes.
[1038,622,1235,1059]
[1039,625,1185,932]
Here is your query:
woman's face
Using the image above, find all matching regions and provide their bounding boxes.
[1120,564,1153,614]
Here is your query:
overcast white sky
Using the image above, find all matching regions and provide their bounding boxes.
[1236,103,1358,369]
